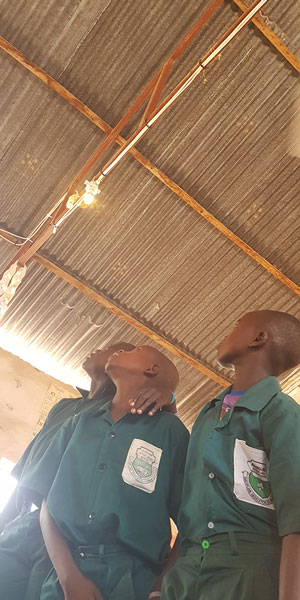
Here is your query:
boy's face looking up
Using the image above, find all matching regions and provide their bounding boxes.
[83,342,135,376]
[217,310,300,374]
[106,345,179,391]
[217,313,264,369]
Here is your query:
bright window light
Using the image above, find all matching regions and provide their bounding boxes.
[0,457,17,512]
[0,329,88,389]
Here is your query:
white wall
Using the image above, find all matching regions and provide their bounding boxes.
[0,348,78,463]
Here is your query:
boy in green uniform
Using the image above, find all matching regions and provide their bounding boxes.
[19,345,189,600]
[0,342,173,600]
[0,343,135,532]
[161,310,300,600]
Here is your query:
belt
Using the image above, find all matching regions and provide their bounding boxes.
[74,544,128,559]
[182,531,281,557]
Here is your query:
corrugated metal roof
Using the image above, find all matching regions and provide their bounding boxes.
[0,0,299,428]
[0,239,221,426]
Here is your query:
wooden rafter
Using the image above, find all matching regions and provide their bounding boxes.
[231,0,300,73]
[1,31,299,295]
[139,59,174,127]
[33,253,230,387]
[0,0,223,157]
[0,0,224,274]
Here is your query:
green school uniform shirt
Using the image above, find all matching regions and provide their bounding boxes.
[12,388,112,482]
[10,388,113,521]
[0,389,114,569]
[19,405,189,570]
[179,376,300,542]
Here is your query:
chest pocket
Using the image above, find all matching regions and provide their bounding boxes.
[233,439,275,510]
[122,438,162,494]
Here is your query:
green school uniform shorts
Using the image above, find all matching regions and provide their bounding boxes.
[161,532,281,600]
[41,543,157,600]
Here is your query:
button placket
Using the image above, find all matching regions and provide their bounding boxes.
[97,426,113,471]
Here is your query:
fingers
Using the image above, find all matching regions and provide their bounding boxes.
[147,389,172,415]
[147,402,161,417]
[129,389,161,415]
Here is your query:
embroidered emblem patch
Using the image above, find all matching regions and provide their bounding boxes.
[233,439,275,510]
[122,439,162,493]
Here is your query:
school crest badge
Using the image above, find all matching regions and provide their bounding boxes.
[122,438,162,493]
[233,439,275,510]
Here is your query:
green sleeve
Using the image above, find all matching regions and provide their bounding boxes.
[12,437,37,481]
[12,398,74,481]
[18,419,75,507]
[262,395,300,536]
[168,428,190,524]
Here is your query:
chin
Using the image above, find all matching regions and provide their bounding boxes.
[104,361,113,375]
[216,357,234,371]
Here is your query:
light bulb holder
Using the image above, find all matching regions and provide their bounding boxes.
[84,180,101,196]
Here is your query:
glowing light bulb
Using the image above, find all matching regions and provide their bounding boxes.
[81,180,101,206]
[82,192,94,205]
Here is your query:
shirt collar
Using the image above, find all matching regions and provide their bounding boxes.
[234,376,281,411]
[76,386,114,402]
[76,386,89,398]
[202,386,232,413]
[205,376,281,413]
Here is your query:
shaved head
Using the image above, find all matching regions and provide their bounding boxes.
[217,310,300,375]
[143,346,179,391]
[106,345,179,391]
[249,310,300,372]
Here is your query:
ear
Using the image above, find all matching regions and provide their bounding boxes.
[249,330,268,349]
[144,364,159,378]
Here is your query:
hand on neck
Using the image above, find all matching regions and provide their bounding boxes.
[110,376,149,422]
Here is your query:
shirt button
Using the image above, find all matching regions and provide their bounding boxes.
[99,463,107,470]
[88,512,95,520]
[208,521,214,529]
[109,432,115,438]
[208,472,215,479]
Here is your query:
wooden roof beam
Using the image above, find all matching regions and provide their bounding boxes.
[0,0,223,154]
[1,0,300,297]
[231,0,300,73]
[0,36,299,295]
[33,252,230,387]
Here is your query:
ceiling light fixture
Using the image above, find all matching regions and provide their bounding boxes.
[82,180,101,205]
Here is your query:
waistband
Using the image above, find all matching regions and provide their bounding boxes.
[72,543,129,559]
[181,531,282,557]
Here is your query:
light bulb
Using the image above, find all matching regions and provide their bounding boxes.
[82,192,94,205]
[81,180,101,206]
